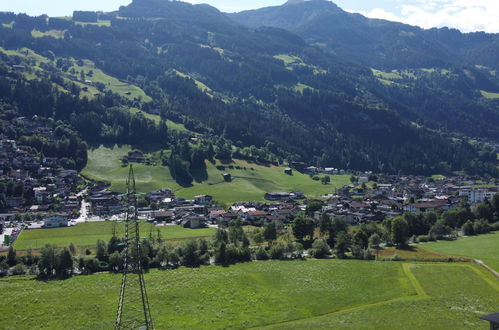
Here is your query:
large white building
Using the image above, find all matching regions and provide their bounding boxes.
[43,215,69,228]
[459,188,498,204]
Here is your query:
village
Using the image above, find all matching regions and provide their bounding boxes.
[1,128,498,248]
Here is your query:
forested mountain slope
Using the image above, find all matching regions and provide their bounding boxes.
[0,0,497,176]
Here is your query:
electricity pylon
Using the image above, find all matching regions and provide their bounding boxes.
[115,165,154,330]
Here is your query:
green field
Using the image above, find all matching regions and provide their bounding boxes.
[127,108,187,132]
[0,47,151,102]
[0,260,496,329]
[421,231,499,272]
[14,222,215,250]
[70,59,152,102]
[481,90,499,99]
[82,144,350,205]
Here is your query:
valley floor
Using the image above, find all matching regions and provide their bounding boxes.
[0,259,497,329]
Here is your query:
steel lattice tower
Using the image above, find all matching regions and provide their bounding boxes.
[115,165,154,330]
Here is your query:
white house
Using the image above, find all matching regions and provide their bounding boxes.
[43,215,69,228]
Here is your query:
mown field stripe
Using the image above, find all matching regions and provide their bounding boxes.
[402,263,429,298]
[255,263,430,329]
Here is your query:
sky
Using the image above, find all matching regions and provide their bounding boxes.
[1,0,498,33]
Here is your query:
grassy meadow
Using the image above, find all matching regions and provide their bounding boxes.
[82,144,350,205]
[421,231,499,272]
[0,47,151,102]
[0,260,496,329]
[14,222,216,250]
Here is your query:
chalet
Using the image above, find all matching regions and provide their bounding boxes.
[290,161,306,171]
[305,166,319,174]
[265,192,292,201]
[43,214,69,228]
[358,176,369,183]
[216,212,239,224]
[5,197,23,208]
[403,200,448,213]
[147,189,173,202]
[151,210,174,222]
[194,194,213,205]
[33,187,51,204]
[284,167,293,175]
[208,209,226,221]
[12,65,26,72]
[88,193,123,216]
[324,168,339,175]
[125,150,145,163]
[180,213,206,229]
[291,190,305,199]
[0,139,17,152]
[42,157,59,167]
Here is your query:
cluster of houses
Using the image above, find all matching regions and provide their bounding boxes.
[0,116,83,228]
[63,171,499,232]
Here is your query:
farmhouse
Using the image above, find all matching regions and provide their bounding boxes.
[180,213,206,229]
[403,200,448,213]
[265,192,292,201]
[194,194,213,205]
[125,150,145,163]
[151,210,174,222]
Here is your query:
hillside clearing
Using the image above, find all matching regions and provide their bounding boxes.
[82,144,350,205]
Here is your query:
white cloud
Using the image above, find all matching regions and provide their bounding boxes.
[351,0,499,33]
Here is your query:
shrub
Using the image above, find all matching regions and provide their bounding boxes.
[255,247,269,261]
[489,222,499,232]
[269,243,286,260]
[461,220,475,236]
[418,235,430,242]
[310,238,331,259]
[11,263,27,276]
[473,219,490,235]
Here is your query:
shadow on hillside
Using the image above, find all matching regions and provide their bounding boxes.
[191,165,208,183]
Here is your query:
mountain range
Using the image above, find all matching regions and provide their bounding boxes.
[0,0,497,176]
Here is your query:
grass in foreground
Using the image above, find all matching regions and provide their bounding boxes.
[0,260,496,329]
[420,231,499,272]
[82,144,350,205]
[14,222,215,250]
[267,263,498,329]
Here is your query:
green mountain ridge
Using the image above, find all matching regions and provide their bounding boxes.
[0,0,497,177]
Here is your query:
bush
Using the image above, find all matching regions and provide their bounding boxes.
[310,238,331,259]
[418,235,430,242]
[473,219,490,235]
[489,222,499,232]
[269,243,286,260]
[255,247,269,261]
[461,220,475,236]
[11,263,26,276]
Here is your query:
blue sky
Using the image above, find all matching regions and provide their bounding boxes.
[1,0,498,33]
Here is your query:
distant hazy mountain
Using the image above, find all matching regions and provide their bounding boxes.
[229,0,499,70]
